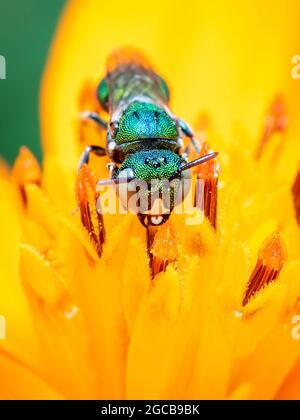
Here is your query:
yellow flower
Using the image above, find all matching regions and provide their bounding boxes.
[1,0,300,400]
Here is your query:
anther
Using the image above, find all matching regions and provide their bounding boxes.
[242,232,287,306]
[194,143,219,229]
[149,221,178,277]
[75,164,105,257]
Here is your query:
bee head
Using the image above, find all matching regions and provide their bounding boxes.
[117,149,183,183]
[96,150,218,226]
[114,150,188,223]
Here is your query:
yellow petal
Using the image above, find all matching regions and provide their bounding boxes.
[126,267,188,399]
[122,237,150,334]
[276,357,300,400]
[86,216,136,398]
[0,351,63,400]
[20,244,66,305]
[0,179,41,372]
[20,243,99,399]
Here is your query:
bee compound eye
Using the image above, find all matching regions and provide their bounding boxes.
[145,158,150,165]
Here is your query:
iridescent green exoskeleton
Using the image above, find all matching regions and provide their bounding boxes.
[79,47,217,227]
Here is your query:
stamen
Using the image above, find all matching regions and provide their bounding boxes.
[75,164,105,257]
[255,95,288,160]
[292,165,300,226]
[242,232,287,306]
[150,221,178,277]
[194,143,219,229]
[11,147,41,204]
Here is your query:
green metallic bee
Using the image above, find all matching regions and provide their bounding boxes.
[80,47,217,227]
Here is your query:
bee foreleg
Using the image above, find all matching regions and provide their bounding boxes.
[107,162,118,178]
[178,118,201,155]
[80,111,108,129]
[79,145,106,169]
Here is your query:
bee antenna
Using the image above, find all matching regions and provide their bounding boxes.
[169,152,218,181]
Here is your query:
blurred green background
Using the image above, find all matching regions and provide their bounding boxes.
[0,0,66,164]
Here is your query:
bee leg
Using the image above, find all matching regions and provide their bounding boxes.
[178,119,201,155]
[80,110,108,129]
[79,145,106,169]
[107,162,118,178]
